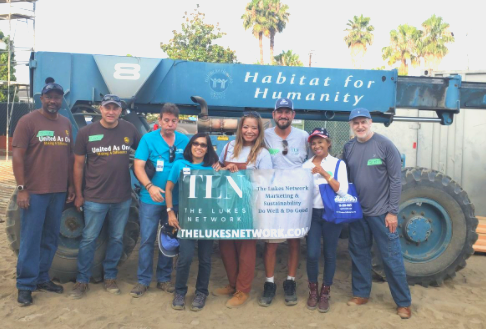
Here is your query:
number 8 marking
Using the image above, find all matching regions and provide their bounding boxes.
[114,63,141,80]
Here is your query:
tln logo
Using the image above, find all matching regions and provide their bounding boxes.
[205,69,233,99]
[335,194,358,203]
[186,174,244,199]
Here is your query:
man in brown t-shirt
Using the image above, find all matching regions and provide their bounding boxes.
[69,94,141,299]
[12,80,75,306]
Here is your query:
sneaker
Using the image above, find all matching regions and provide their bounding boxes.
[283,279,297,306]
[36,281,64,294]
[104,279,120,295]
[191,292,207,312]
[17,290,33,306]
[172,293,186,310]
[397,306,412,319]
[347,296,369,306]
[213,285,236,297]
[69,282,89,299]
[258,282,277,307]
[157,281,175,293]
[226,290,249,308]
[130,283,148,298]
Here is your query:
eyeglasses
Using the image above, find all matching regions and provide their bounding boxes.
[169,145,177,163]
[243,111,261,118]
[102,94,121,103]
[282,140,288,155]
[192,142,208,149]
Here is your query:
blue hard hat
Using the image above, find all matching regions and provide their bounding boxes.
[158,223,179,258]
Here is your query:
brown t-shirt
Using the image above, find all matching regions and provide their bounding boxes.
[74,120,141,203]
[12,109,73,194]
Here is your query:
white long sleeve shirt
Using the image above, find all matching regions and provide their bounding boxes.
[302,154,349,209]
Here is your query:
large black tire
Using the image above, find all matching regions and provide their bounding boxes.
[372,167,478,287]
[5,190,140,283]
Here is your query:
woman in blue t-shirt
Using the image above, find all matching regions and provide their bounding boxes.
[165,133,219,312]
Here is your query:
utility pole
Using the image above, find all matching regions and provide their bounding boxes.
[308,50,314,67]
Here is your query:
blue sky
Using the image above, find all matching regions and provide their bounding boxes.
[1,0,484,83]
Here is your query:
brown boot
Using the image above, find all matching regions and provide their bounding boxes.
[318,285,330,313]
[397,306,412,319]
[226,291,249,308]
[307,282,319,310]
[212,285,236,297]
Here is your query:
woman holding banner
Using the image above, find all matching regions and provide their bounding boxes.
[165,133,220,312]
[302,128,348,313]
[213,111,273,308]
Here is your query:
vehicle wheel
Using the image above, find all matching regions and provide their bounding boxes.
[371,167,478,287]
[5,190,140,283]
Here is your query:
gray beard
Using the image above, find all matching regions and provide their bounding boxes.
[46,108,59,114]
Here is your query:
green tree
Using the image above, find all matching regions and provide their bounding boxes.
[382,24,421,75]
[160,5,237,63]
[267,0,289,64]
[420,15,454,71]
[0,31,17,102]
[242,0,269,64]
[344,15,374,69]
[273,50,303,66]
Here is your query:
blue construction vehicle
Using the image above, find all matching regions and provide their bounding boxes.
[6,51,486,287]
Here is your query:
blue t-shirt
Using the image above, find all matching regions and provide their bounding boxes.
[134,130,189,205]
[168,159,213,185]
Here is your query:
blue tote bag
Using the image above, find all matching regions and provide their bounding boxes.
[319,160,363,224]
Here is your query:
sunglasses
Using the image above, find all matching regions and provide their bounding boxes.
[282,140,288,155]
[102,94,121,103]
[169,145,177,163]
[243,111,261,118]
[192,141,208,149]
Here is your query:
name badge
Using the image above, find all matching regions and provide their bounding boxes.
[156,160,164,172]
[183,167,191,175]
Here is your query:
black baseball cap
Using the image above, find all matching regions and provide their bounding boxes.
[42,81,64,95]
[101,94,122,107]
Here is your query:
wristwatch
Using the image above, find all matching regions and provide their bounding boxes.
[17,185,25,191]
[167,207,174,213]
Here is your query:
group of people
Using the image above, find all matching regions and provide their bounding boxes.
[12,80,412,319]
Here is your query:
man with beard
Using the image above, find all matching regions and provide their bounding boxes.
[259,98,309,307]
[12,80,75,306]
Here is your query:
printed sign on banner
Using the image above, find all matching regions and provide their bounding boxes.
[177,169,313,240]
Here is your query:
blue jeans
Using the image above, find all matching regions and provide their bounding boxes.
[175,239,213,296]
[76,199,131,283]
[17,192,66,291]
[306,208,343,285]
[348,213,412,307]
[137,201,175,286]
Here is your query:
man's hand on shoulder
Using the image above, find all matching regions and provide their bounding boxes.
[385,213,398,233]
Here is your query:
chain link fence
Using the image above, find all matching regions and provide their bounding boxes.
[303,120,351,157]
[0,103,32,136]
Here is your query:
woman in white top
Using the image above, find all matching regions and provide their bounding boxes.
[302,128,348,313]
[213,111,272,308]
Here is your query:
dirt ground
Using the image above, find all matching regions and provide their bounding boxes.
[1,158,486,329]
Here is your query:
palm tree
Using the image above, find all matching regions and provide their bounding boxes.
[344,15,374,69]
[267,0,289,65]
[273,50,303,66]
[382,24,421,75]
[242,0,269,64]
[420,15,454,71]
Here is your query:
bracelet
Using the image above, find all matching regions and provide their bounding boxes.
[145,183,153,190]
[145,182,152,189]
[327,177,334,182]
